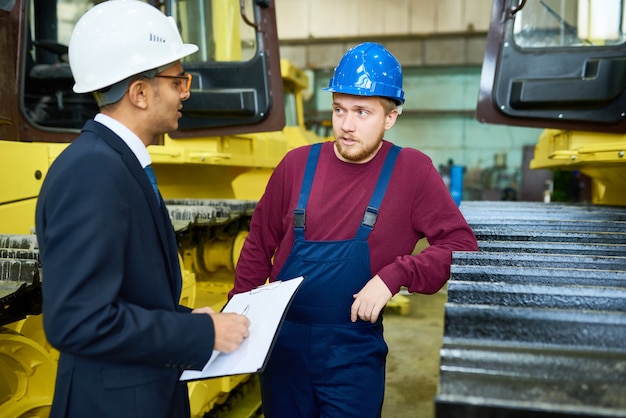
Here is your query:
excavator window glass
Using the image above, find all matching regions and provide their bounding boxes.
[22,0,101,130]
[21,0,283,135]
[513,0,626,48]
[1,0,15,11]
[169,0,257,63]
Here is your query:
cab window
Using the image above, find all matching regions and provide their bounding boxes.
[21,0,280,135]
[513,0,626,48]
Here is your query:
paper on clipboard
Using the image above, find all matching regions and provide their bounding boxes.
[180,276,304,381]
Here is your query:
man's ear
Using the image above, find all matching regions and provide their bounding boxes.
[384,109,399,131]
[127,79,149,109]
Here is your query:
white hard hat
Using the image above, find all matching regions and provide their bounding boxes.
[69,0,198,94]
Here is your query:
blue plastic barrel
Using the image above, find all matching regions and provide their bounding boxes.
[449,165,464,206]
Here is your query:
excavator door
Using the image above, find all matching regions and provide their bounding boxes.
[477,0,626,132]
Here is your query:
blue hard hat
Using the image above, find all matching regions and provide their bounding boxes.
[324,42,405,104]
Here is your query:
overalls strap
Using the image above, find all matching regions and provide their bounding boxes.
[293,143,401,241]
[294,143,322,240]
[354,145,401,240]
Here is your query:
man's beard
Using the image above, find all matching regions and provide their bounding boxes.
[334,137,383,163]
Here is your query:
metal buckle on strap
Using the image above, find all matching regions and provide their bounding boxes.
[294,208,306,229]
[362,206,378,228]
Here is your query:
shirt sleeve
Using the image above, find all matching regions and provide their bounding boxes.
[230,156,290,298]
[377,158,478,295]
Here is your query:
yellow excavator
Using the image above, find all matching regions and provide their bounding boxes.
[0,0,318,417]
[437,1,626,417]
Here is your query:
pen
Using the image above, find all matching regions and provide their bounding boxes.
[241,304,250,317]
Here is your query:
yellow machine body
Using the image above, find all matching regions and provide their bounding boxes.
[531,129,626,206]
[0,142,64,234]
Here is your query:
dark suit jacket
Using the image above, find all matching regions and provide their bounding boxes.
[36,120,214,418]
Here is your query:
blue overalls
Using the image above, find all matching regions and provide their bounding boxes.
[260,143,401,418]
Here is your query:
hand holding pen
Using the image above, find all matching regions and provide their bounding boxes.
[192,306,250,353]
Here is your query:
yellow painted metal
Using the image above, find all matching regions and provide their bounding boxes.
[228,128,323,200]
[281,59,310,131]
[232,230,248,267]
[530,129,626,206]
[179,253,198,309]
[151,130,292,200]
[386,294,411,316]
[283,125,327,151]
[188,374,256,418]
[213,0,241,61]
[0,142,68,234]
[280,59,331,149]
[0,330,57,418]
[280,59,309,93]
[154,132,287,167]
[199,236,237,275]
[0,201,38,235]
[6,316,57,360]
[0,142,47,234]
[0,141,47,201]
[231,168,275,201]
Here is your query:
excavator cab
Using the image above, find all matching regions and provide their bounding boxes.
[7,0,283,142]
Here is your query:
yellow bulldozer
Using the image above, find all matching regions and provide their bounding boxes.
[0,0,318,417]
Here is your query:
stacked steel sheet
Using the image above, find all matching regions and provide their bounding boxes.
[0,234,41,326]
[164,199,257,232]
[0,199,258,326]
[436,202,626,418]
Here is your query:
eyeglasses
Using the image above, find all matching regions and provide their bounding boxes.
[154,73,192,93]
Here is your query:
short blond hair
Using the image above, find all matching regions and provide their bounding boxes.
[379,97,398,115]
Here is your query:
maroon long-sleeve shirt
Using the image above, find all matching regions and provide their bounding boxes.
[231,140,477,297]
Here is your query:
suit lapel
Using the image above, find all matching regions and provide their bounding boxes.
[84,120,183,304]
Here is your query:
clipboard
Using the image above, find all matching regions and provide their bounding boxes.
[180,276,304,381]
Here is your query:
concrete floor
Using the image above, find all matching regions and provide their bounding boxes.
[382,289,447,418]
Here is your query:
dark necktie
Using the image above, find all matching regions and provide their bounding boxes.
[144,165,160,202]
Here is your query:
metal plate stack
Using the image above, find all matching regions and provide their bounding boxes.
[0,234,41,326]
[165,199,257,232]
[436,202,626,418]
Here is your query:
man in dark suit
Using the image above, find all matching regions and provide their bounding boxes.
[34,2,250,417]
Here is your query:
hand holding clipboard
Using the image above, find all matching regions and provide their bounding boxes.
[180,276,304,381]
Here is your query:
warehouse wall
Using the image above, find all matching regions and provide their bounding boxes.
[275,0,493,39]
[274,0,546,201]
